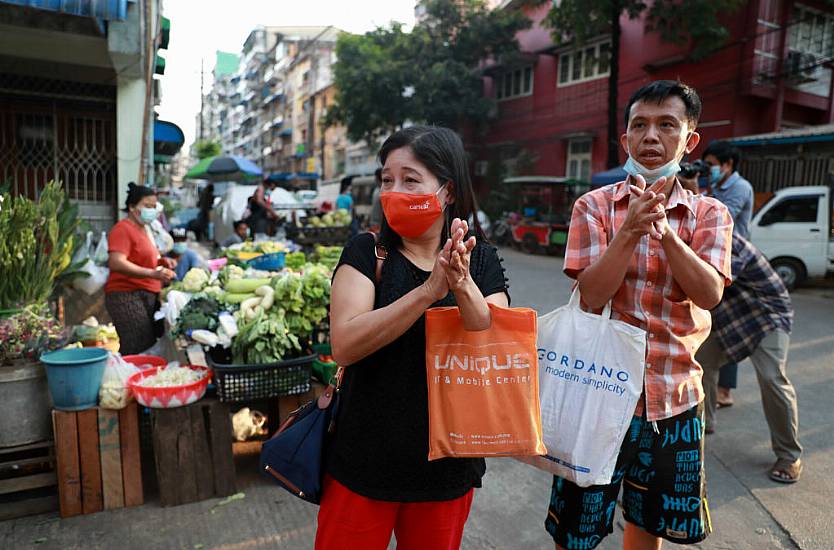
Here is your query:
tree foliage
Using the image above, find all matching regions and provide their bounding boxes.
[195,140,222,160]
[328,0,530,145]
[545,0,745,62]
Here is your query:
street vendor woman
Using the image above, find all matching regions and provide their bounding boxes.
[316,126,510,549]
[105,183,176,355]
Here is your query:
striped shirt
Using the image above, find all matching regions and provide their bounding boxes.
[564,178,733,421]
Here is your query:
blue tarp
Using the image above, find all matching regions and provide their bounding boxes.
[1,0,128,20]
[591,166,627,186]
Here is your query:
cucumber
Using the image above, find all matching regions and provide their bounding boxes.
[222,292,256,304]
[225,278,272,294]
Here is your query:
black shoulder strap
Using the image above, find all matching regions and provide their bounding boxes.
[370,231,387,284]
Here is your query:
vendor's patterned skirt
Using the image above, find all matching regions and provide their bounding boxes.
[105,290,161,355]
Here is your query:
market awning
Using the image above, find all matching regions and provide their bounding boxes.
[725,123,834,147]
[155,53,166,75]
[153,119,184,164]
[590,166,627,186]
[160,16,170,49]
[266,172,293,182]
[0,0,128,20]
[295,172,320,180]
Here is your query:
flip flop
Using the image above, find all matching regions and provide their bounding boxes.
[769,458,802,484]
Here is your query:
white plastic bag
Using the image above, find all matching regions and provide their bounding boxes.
[93,231,109,265]
[98,354,141,410]
[74,260,108,295]
[71,231,109,295]
[519,289,646,487]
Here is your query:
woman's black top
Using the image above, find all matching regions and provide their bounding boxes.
[326,233,509,502]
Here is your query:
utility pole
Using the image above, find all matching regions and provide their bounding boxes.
[199,58,205,142]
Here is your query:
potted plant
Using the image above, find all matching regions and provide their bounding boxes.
[0,182,85,447]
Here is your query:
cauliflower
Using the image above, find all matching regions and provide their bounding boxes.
[202,285,223,299]
[219,264,245,286]
[182,268,210,292]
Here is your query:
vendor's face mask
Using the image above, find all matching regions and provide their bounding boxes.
[380,185,448,239]
[172,242,187,255]
[139,207,158,224]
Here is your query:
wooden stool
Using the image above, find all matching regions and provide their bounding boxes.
[150,397,236,507]
[52,402,143,518]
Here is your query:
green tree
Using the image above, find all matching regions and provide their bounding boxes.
[328,0,530,145]
[544,0,744,169]
[194,140,222,159]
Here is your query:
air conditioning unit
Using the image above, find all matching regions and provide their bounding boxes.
[785,50,821,83]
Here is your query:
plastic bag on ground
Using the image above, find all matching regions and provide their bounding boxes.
[99,354,141,409]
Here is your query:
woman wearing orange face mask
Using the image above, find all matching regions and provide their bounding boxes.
[316,126,510,550]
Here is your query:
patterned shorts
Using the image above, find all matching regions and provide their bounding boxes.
[105,290,161,355]
[545,404,711,549]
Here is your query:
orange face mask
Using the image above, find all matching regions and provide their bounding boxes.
[380,186,447,238]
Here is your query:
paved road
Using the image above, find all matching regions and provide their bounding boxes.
[2,247,832,550]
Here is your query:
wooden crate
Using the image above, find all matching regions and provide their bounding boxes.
[0,440,58,520]
[52,402,143,518]
[150,397,236,507]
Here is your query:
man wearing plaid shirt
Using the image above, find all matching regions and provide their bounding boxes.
[696,234,801,483]
[545,81,733,550]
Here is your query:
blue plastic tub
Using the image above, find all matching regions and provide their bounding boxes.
[40,347,109,411]
[247,251,286,271]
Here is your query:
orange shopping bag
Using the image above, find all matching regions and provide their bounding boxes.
[425,303,546,460]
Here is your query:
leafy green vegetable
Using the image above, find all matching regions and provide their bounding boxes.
[231,266,331,364]
[285,251,306,271]
[174,295,222,336]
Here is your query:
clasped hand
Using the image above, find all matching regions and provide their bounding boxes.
[424,218,477,302]
[622,174,671,241]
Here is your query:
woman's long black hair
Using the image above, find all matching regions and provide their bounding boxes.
[377,125,485,252]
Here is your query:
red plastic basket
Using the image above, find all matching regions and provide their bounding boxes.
[127,365,209,408]
[122,354,168,370]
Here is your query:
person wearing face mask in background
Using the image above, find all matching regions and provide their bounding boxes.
[105,183,177,355]
[547,81,733,550]
[315,126,510,550]
[168,228,205,280]
[700,142,754,409]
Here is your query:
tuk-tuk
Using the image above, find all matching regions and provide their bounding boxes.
[504,176,591,255]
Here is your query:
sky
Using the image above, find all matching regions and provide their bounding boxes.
[156,0,416,151]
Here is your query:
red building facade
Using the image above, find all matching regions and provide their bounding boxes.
[472,0,834,185]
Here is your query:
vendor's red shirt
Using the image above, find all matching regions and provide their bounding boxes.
[105,218,162,294]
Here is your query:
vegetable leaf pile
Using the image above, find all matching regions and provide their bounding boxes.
[232,264,331,364]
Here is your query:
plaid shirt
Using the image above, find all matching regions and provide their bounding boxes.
[564,178,733,421]
[710,234,793,362]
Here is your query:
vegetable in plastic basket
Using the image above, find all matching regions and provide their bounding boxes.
[136,364,205,387]
[230,267,331,364]
[182,268,210,292]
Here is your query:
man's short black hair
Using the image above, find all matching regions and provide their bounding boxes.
[702,141,740,169]
[233,220,248,231]
[624,80,702,128]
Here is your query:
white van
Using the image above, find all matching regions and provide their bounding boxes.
[749,185,834,289]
